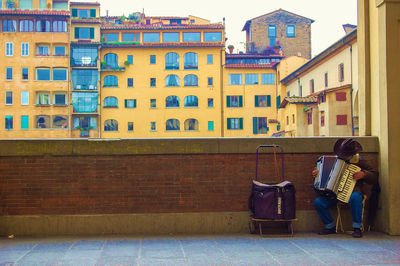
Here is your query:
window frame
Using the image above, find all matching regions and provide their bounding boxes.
[5,42,13,56]
[5,91,13,105]
[21,42,29,57]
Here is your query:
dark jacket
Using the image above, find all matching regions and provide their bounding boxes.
[353,158,379,198]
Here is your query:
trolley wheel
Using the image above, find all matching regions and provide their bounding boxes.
[248,221,256,234]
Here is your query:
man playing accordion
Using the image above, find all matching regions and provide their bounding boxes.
[312,138,379,238]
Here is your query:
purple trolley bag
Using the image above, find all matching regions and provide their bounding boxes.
[248,145,296,235]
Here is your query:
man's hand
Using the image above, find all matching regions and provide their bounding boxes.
[312,168,319,178]
[353,171,365,181]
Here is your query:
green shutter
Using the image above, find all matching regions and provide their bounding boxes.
[90,9,96,18]
[253,117,258,134]
[267,95,271,107]
[21,116,29,129]
[89,28,94,39]
[239,96,243,107]
[277,95,281,109]
[239,118,243,129]
[226,96,230,107]
[74,27,79,39]
[227,118,231,129]
[255,96,259,107]
[134,99,137,108]
[71,8,78,17]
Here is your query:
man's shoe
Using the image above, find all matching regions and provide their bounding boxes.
[352,228,362,238]
[318,227,336,235]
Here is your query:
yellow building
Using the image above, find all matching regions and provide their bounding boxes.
[99,15,225,138]
[0,0,70,138]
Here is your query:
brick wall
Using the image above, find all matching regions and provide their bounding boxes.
[0,139,378,216]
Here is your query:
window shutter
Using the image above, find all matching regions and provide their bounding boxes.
[255,96,259,107]
[276,95,281,109]
[226,96,230,107]
[124,99,128,108]
[253,117,257,134]
[74,27,79,39]
[267,95,271,107]
[227,118,231,129]
[134,99,137,108]
[239,96,243,107]
[89,28,94,39]
[71,8,78,17]
[90,9,96,18]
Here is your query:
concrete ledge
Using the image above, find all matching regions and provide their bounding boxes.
[0,211,323,236]
[0,137,379,157]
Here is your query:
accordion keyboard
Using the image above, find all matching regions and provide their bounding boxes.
[336,164,361,203]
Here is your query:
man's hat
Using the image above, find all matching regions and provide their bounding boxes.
[333,138,363,160]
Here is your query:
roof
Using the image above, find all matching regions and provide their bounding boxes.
[101,24,224,30]
[0,9,70,17]
[224,63,277,69]
[308,84,352,97]
[281,29,357,85]
[279,96,317,108]
[72,19,101,24]
[102,42,224,49]
[70,2,101,6]
[225,54,283,59]
[242,9,314,31]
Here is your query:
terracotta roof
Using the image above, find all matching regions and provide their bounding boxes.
[226,54,283,59]
[224,63,277,69]
[146,16,189,20]
[101,24,224,30]
[102,42,224,48]
[0,9,70,16]
[308,84,352,97]
[70,2,100,6]
[71,19,101,24]
[279,96,317,108]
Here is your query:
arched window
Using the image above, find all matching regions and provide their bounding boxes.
[184,75,198,86]
[104,96,118,107]
[165,52,179,70]
[184,52,198,69]
[104,53,118,68]
[165,75,180,87]
[104,119,118,131]
[184,119,199,131]
[166,96,180,107]
[104,75,118,87]
[166,119,180,131]
[184,95,198,107]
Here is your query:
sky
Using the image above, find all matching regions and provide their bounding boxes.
[93,0,358,57]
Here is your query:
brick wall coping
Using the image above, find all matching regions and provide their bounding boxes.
[0,137,378,157]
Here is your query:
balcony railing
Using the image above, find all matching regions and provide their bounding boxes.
[100,65,125,72]
[70,58,98,68]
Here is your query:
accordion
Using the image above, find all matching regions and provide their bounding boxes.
[314,156,361,203]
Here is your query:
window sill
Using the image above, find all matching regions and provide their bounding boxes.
[54,104,68,107]
[35,104,51,107]
[103,106,118,108]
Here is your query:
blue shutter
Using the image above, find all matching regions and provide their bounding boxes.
[90,9,96,18]
[89,28,94,39]
[71,8,78,17]
[227,118,231,129]
[267,95,271,107]
[124,99,128,108]
[74,27,79,39]
[21,116,29,129]
[134,99,137,108]
[226,96,230,107]
[239,96,243,107]
[253,117,258,134]
[255,96,259,107]
[277,95,281,109]
[239,118,243,129]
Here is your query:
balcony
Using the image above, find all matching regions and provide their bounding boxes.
[70,58,98,68]
[100,65,125,72]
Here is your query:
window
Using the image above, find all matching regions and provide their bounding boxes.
[53,116,68,128]
[207,54,213,64]
[183,32,201,42]
[40,0,46,9]
[127,55,133,64]
[104,96,118,107]
[166,119,180,131]
[150,78,156,87]
[307,112,312,125]
[71,46,98,67]
[292,114,295,124]
[36,115,50,128]
[73,116,97,130]
[54,93,66,105]
[72,92,98,113]
[337,115,348,125]
[53,68,67,81]
[127,78,134,87]
[125,99,137,108]
[184,119,198,131]
[319,94,326,103]
[21,116,29,130]
[143,33,160,42]
[150,99,156,108]
[74,27,94,39]
[37,45,49,56]
[229,74,242,85]
[310,79,315,94]
[6,42,13,56]
[166,75,179,87]
[106,33,119,42]
[338,63,344,82]
[320,111,325,127]
[22,68,28,80]
[255,95,271,107]
[204,32,222,42]
[21,43,29,56]
[184,75,198,86]
[208,77,213,86]
[5,91,13,105]
[208,98,214,107]
[72,69,98,90]
[78,9,89,18]
[104,119,118,131]
[227,118,243,130]
[268,25,276,46]
[122,33,136,42]
[208,121,214,131]
[37,92,50,105]
[128,122,134,132]
[5,116,13,130]
[52,21,67,32]
[184,52,198,69]
[286,25,295,37]
[53,1,68,10]
[21,91,29,105]
[261,74,275,85]
[166,96,180,108]
[150,55,156,64]
[165,53,179,70]
[54,46,66,56]
[226,96,243,108]
[150,122,156,131]
[19,0,32,9]
[245,74,259,85]
[104,53,118,68]
[36,20,51,32]
[336,92,347,101]
[163,32,179,42]
[6,67,12,80]
[253,117,268,134]
[184,96,198,107]
[104,75,118,87]
[324,72,328,88]
[3,20,17,32]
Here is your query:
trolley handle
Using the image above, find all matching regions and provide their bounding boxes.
[255,145,285,182]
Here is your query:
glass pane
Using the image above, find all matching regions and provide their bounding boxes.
[37,69,50,80]
[166,119,180,131]
[53,116,68,128]
[183,32,201,42]
[36,115,50,128]
[229,74,242,85]
[72,92,98,113]
[122,33,134,42]
[72,69,98,90]
[54,94,66,105]
[71,46,98,67]
[245,74,259,85]
[107,33,119,42]
[21,91,29,105]
[143,33,160,42]
[204,32,222,42]
[163,32,179,42]
[53,69,67,81]
[55,46,66,56]
[79,9,89,18]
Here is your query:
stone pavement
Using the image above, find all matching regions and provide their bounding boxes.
[0,232,399,265]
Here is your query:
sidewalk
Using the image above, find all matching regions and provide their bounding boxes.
[0,232,399,265]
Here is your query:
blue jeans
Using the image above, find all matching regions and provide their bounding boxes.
[314,191,364,229]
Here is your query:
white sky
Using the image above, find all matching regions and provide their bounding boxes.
[93,0,357,57]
